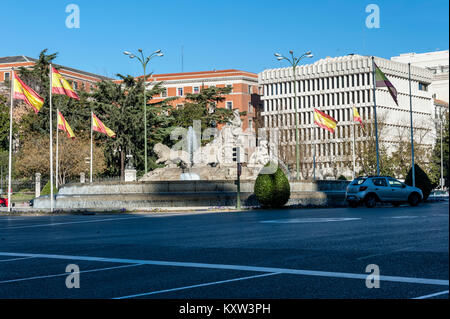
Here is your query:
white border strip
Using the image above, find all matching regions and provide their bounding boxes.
[0,252,447,287]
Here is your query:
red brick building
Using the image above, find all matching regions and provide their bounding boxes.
[0,55,113,92]
[146,69,261,131]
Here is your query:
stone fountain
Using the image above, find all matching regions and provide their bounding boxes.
[140,110,272,182]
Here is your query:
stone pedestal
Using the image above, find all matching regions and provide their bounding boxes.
[35,173,41,198]
[124,169,137,182]
[80,172,85,184]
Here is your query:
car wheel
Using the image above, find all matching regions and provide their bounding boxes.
[364,194,377,208]
[408,193,420,207]
[348,201,359,208]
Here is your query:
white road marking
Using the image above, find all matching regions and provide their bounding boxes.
[382,216,419,219]
[357,247,413,260]
[261,217,361,224]
[0,256,35,263]
[412,290,449,299]
[0,216,147,230]
[0,263,143,284]
[0,252,447,286]
[113,272,281,299]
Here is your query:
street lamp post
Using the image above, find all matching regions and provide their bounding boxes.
[274,50,313,180]
[124,49,163,174]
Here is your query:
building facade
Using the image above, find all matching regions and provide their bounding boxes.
[391,50,449,103]
[0,55,112,92]
[146,69,260,131]
[258,54,434,180]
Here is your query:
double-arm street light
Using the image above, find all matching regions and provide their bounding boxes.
[124,48,163,174]
[274,50,313,180]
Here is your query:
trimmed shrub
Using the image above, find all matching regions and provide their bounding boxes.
[254,163,290,208]
[405,164,432,201]
[40,180,58,196]
[337,175,347,181]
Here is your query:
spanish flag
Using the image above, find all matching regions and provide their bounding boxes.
[353,107,364,127]
[13,72,44,113]
[57,111,75,139]
[313,108,338,133]
[51,67,80,100]
[92,112,116,138]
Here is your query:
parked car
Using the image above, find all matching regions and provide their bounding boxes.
[346,176,423,208]
[0,197,8,207]
[428,190,449,201]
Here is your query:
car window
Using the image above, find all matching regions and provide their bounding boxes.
[351,177,367,185]
[388,179,403,188]
[372,178,387,187]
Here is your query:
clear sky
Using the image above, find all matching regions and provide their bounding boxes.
[2,0,448,79]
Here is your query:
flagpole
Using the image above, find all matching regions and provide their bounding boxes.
[313,126,316,180]
[7,68,14,212]
[56,108,59,190]
[49,64,54,212]
[371,56,380,176]
[90,112,93,183]
[352,114,356,180]
[408,63,415,187]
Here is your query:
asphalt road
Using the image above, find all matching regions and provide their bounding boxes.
[0,202,448,299]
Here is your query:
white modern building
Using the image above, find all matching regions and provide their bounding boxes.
[391,50,449,103]
[258,54,435,180]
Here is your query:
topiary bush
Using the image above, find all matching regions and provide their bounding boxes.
[40,180,58,196]
[337,175,347,181]
[254,163,290,208]
[405,164,432,201]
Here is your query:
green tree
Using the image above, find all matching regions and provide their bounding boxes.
[91,75,175,177]
[430,111,449,188]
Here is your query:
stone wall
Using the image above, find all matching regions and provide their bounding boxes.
[33,180,350,210]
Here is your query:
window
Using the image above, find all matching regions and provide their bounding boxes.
[418,82,428,91]
[73,81,78,90]
[193,86,200,94]
[4,72,10,82]
[248,102,253,113]
[372,178,387,187]
[248,118,253,129]
[226,101,233,110]
[161,88,167,97]
[177,88,184,96]
[226,84,233,93]
[388,178,403,188]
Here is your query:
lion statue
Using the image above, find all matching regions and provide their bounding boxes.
[154,143,190,168]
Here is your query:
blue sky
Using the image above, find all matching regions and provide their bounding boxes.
[2,0,448,79]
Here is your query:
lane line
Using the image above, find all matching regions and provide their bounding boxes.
[357,247,413,260]
[0,252,447,287]
[412,290,449,299]
[0,216,147,230]
[261,217,361,224]
[113,272,281,299]
[0,256,36,263]
[0,263,143,284]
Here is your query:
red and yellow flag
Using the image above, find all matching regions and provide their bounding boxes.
[92,113,116,138]
[313,108,338,133]
[353,107,364,128]
[13,72,44,113]
[57,111,75,139]
[51,67,80,100]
